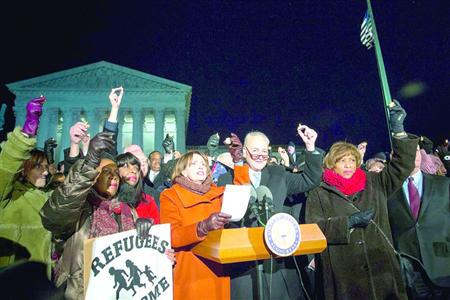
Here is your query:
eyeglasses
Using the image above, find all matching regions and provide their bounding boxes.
[245,147,269,161]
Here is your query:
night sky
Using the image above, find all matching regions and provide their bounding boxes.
[1,1,448,157]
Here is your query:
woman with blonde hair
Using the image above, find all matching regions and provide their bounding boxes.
[306,101,418,299]
[160,151,231,300]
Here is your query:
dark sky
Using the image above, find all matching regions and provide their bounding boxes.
[1,1,449,157]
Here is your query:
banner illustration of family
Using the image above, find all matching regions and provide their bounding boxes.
[84,224,173,300]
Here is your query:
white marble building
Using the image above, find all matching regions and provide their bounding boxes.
[7,61,192,162]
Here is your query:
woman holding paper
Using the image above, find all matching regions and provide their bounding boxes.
[160,151,231,300]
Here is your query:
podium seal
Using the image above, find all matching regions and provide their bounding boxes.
[264,213,301,257]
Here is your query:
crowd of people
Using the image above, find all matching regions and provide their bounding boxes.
[0,87,448,300]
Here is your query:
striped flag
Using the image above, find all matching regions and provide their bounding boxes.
[360,11,374,49]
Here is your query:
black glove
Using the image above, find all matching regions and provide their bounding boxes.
[162,134,174,154]
[84,132,115,168]
[207,133,220,157]
[348,208,375,229]
[197,212,231,237]
[135,218,154,239]
[44,137,57,164]
[388,99,407,134]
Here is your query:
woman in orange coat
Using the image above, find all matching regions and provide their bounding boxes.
[160,151,232,300]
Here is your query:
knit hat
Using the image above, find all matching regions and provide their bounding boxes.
[373,152,387,162]
[123,145,149,177]
[419,149,444,175]
[288,141,296,148]
[419,136,434,154]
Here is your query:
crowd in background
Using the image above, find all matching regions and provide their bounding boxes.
[0,88,448,300]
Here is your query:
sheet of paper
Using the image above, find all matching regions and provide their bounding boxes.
[221,184,252,222]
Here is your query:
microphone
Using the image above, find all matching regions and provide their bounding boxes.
[256,185,275,223]
[249,187,259,218]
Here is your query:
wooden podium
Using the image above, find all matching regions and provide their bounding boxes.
[192,223,326,263]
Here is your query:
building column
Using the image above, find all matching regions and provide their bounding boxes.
[153,108,165,153]
[59,107,82,160]
[132,107,144,147]
[85,108,100,138]
[46,108,60,162]
[175,108,186,153]
[117,109,127,152]
[47,108,59,146]
[36,106,51,148]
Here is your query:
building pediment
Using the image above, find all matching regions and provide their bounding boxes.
[7,61,191,93]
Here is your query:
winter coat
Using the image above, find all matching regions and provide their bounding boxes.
[135,192,160,224]
[40,159,137,300]
[306,136,418,300]
[0,127,53,277]
[160,183,230,300]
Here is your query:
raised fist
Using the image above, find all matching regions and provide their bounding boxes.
[22,96,46,136]
[70,122,89,144]
[162,134,174,154]
[226,133,243,163]
[84,132,115,168]
[207,133,220,157]
[44,137,58,164]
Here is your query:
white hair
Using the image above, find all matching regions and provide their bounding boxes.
[244,131,270,148]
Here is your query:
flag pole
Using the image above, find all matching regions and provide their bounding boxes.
[366,0,393,150]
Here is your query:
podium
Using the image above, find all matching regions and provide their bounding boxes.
[192,223,326,263]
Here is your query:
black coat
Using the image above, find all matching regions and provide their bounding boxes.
[388,173,450,288]
[306,137,418,300]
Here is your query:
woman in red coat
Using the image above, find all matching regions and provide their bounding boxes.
[116,152,160,223]
[160,151,231,300]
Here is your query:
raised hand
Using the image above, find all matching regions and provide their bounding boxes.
[44,137,58,164]
[224,133,243,163]
[22,96,46,136]
[388,99,407,134]
[109,87,124,109]
[162,134,174,154]
[69,121,89,144]
[84,132,116,168]
[297,123,317,152]
[207,133,220,157]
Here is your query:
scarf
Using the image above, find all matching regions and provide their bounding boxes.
[173,175,212,195]
[88,191,135,238]
[323,168,367,196]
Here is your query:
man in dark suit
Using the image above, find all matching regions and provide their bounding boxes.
[388,146,450,299]
[143,150,169,208]
[287,141,305,171]
[218,124,323,300]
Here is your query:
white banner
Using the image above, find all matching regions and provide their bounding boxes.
[84,224,173,300]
